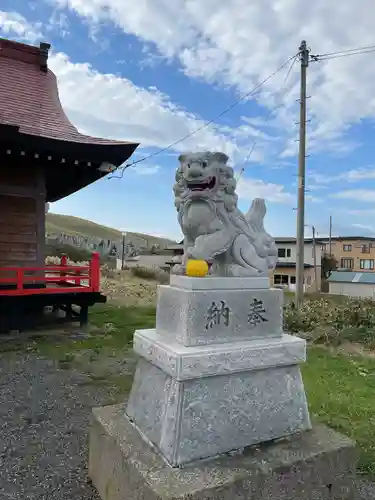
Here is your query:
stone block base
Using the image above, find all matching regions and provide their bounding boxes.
[156,282,283,346]
[89,404,357,500]
[126,352,311,466]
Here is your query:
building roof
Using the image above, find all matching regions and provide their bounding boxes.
[275,237,323,244]
[167,244,184,251]
[167,238,321,252]
[275,262,313,269]
[0,38,139,201]
[327,271,375,284]
[321,236,375,242]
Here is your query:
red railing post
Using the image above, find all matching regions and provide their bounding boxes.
[90,252,100,292]
[60,254,67,283]
[16,269,24,291]
[60,254,67,270]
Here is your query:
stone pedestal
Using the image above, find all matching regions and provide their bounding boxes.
[88,278,358,500]
[156,276,283,346]
[125,276,311,467]
[89,405,357,500]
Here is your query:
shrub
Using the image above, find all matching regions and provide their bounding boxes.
[284,297,375,346]
[44,241,116,268]
[44,242,92,263]
[130,266,169,284]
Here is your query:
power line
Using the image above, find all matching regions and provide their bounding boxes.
[236,54,298,182]
[312,47,375,62]
[312,44,375,59]
[283,53,299,87]
[109,53,298,179]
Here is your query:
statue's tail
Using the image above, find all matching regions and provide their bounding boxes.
[245,198,266,233]
[246,198,277,269]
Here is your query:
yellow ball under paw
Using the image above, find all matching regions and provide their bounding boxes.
[186,259,209,277]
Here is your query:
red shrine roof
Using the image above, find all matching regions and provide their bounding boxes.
[0,37,138,162]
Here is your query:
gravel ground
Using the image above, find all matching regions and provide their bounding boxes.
[0,351,374,499]
[0,353,110,499]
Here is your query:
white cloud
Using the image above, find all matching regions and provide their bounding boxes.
[347,209,375,218]
[331,190,375,202]
[131,164,160,176]
[345,168,375,182]
[47,11,70,37]
[352,223,375,232]
[0,10,42,41]
[237,178,294,204]
[47,51,254,160]
[308,167,375,191]
[45,0,375,157]
[0,10,276,169]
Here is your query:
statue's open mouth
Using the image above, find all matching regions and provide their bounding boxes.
[186,176,216,191]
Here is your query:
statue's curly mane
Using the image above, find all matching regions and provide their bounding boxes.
[172,151,277,276]
[173,160,238,213]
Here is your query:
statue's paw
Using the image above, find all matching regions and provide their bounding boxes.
[171,264,186,275]
[226,264,260,277]
[185,247,195,259]
[207,262,220,276]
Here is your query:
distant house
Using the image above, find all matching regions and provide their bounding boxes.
[164,238,322,291]
[272,238,322,292]
[327,271,375,298]
[165,241,184,268]
[321,236,375,272]
[117,254,172,272]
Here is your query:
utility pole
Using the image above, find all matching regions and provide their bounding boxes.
[295,40,310,308]
[312,225,318,291]
[329,215,332,255]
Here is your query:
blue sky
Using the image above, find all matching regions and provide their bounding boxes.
[2,1,375,241]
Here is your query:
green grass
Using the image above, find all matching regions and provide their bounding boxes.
[303,347,375,475]
[35,304,156,359]
[31,305,156,403]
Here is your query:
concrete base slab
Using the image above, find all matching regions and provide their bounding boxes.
[89,404,357,500]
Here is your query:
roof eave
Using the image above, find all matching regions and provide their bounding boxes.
[0,127,139,164]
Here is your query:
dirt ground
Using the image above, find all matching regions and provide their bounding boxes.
[99,268,159,306]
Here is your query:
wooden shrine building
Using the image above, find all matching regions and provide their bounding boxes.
[0,37,139,331]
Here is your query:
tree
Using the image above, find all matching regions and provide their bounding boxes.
[321,253,338,280]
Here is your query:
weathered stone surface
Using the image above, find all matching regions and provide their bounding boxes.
[169,275,270,290]
[126,357,311,466]
[89,404,357,500]
[133,329,306,380]
[172,152,277,277]
[156,285,283,346]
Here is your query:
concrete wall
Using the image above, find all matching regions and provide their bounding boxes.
[276,241,322,267]
[325,238,375,272]
[271,266,321,292]
[329,281,375,298]
[116,255,170,270]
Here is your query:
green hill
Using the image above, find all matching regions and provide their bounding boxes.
[46,213,176,248]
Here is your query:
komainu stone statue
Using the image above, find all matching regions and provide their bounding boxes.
[172,151,277,277]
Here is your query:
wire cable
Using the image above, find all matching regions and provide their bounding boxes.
[109,53,298,179]
[236,54,298,182]
[312,47,375,63]
[312,44,375,59]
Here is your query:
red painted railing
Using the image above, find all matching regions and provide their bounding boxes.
[0,252,101,296]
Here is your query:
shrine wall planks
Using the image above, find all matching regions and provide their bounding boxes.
[0,163,45,268]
